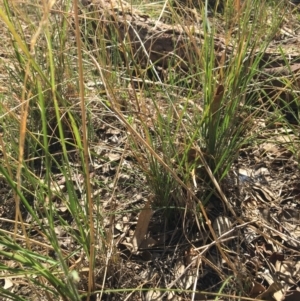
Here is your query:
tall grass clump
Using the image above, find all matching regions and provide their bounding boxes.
[198,0,284,196]
[0,0,108,299]
[81,1,288,296]
[93,0,286,218]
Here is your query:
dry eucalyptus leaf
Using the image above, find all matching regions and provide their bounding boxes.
[254,167,270,177]
[269,252,284,265]
[260,269,276,286]
[106,153,121,161]
[273,289,284,301]
[139,236,158,249]
[249,280,266,298]
[261,142,280,154]
[174,259,196,290]
[145,290,162,301]
[3,278,13,289]
[167,291,176,300]
[168,293,182,301]
[275,260,300,285]
[132,199,153,253]
[256,282,283,301]
[252,183,275,202]
[212,216,233,244]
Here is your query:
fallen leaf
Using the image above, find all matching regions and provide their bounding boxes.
[257,282,283,301]
[106,153,121,161]
[139,236,158,249]
[145,290,162,301]
[4,278,13,289]
[174,258,197,290]
[269,253,284,266]
[273,289,284,301]
[249,281,266,298]
[212,216,233,244]
[132,199,153,253]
